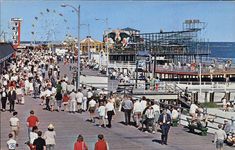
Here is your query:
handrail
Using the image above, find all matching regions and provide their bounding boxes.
[142,100,235,131]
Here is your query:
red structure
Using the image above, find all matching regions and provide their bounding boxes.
[10,18,22,49]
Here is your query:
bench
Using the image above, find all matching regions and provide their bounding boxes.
[186,118,208,136]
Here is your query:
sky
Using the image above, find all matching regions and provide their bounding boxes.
[0,0,235,42]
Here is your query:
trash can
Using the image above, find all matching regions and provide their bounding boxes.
[191,91,198,104]
[225,91,230,101]
[209,91,214,103]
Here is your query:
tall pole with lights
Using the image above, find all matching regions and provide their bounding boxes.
[61,4,80,90]
[95,18,109,76]
[81,23,90,59]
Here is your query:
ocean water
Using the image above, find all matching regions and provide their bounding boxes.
[209,42,235,62]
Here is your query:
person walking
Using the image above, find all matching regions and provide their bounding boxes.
[105,99,115,128]
[81,86,88,111]
[28,126,38,150]
[158,109,171,145]
[8,86,17,112]
[33,131,46,150]
[15,85,23,104]
[133,99,142,128]
[1,87,8,111]
[9,111,20,140]
[76,89,83,113]
[44,88,52,111]
[62,93,69,111]
[144,106,156,133]
[27,110,40,141]
[97,102,106,127]
[121,97,133,125]
[7,133,17,150]
[88,98,97,123]
[87,89,93,111]
[74,135,88,150]
[55,91,62,112]
[94,134,109,150]
[214,124,227,150]
[69,90,77,113]
[44,124,56,150]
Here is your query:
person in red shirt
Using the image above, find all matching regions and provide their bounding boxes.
[95,134,108,150]
[62,93,70,112]
[74,135,88,150]
[26,110,40,141]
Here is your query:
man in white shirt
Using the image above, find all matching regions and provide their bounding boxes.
[81,87,88,111]
[7,133,17,150]
[44,88,52,111]
[151,101,160,130]
[69,90,77,113]
[140,97,147,113]
[214,124,227,150]
[50,87,57,111]
[76,89,83,113]
[189,103,199,120]
[97,102,106,127]
[105,100,115,128]
[61,80,67,93]
[24,79,30,95]
[133,99,142,128]
[9,112,20,140]
[144,106,156,133]
[88,98,97,123]
[87,89,93,100]
[67,82,75,94]
[16,86,23,104]
[222,97,227,111]
[171,108,179,120]
[87,89,93,110]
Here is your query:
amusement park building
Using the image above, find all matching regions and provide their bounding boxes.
[80,36,104,54]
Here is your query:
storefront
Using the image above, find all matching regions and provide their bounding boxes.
[0,43,15,74]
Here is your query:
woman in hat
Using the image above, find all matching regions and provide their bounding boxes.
[43,124,56,150]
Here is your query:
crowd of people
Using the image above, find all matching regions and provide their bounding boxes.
[1,48,235,150]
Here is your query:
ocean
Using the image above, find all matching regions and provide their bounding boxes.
[209,42,235,62]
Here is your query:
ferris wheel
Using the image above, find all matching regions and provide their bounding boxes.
[31,8,71,44]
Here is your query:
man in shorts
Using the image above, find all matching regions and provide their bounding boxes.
[214,124,227,150]
[88,98,96,123]
[9,112,20,140]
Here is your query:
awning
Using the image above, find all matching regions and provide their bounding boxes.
[0,43,15,63]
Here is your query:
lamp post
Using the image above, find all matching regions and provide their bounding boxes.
[61,4,81,90]
[95,18,109,76]
[81,23,91,60]
[199,63,202,96]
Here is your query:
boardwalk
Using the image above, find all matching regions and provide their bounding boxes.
[1,63,234,150]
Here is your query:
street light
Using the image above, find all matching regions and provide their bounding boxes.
[95,18,109,76]
[61,3,81,90]
[199,62,202,96]
[81,23,91,60]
